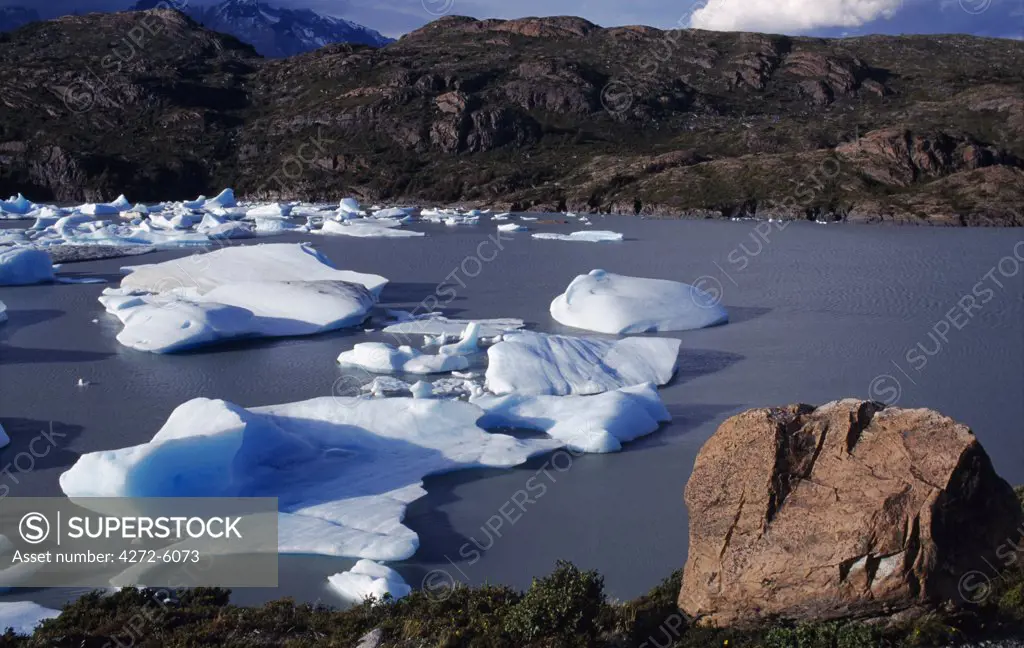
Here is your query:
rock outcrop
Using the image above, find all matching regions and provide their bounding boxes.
[1,11,1023,223]
[679,400,1024,626]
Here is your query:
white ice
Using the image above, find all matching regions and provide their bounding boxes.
[102,244,385,352]
[497,223,528,232]
[382,313,524,339]
[0,194,37,217]
[320,220,425,238]
[60,396,561,561]
[338,324,481,375]
[0,248,55,285]
[550,269,728,334]
[532,231,623,243]
[485,331,681,396]
[0,602,60,636]
[0,299,6,324]
[475,383,671,454]
[328,559,411,602]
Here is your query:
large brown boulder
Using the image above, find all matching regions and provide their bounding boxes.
[679,400,1023,627]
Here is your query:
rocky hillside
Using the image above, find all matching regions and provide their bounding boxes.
[1,10,1023,224]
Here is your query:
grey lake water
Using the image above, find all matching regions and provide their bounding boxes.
[1,215,1022,610]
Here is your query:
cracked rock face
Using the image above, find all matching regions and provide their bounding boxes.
[679,400,1023,626]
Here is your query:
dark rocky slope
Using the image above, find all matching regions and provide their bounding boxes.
[1,10,1023,224]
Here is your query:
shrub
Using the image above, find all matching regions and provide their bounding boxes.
[504,560,606,646]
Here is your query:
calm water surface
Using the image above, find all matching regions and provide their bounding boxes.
[1,216,1022,608]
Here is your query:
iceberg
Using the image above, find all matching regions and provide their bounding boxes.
[550,269,728,334]
[475,383,671,454]
[320,220,425,238]
[339,197,363,215]
[485,331,680,396]
[497,223,528,232]
[337,341,471,375]
[120,243,388,298]
[59,396,561,560]
[0,248,55,286]
[0,602,60,635]
[103,244,385,352]
[0,193,35,216]
[246,203,292,219]
[329,560,411,602]
[79,195,131,216]
[382,314,524,339]
[532,231,623,243]
[204,188,237,209]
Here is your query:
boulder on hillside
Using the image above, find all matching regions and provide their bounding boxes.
[679,399,1023,626]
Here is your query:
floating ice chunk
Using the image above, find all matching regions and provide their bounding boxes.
[60,396,560,560]
[204,189,237,209]
[0,421,8,449]
[363,376,412,397]
[246,203,292,219]
[337,343,470,375]
[551,269,728,334]
[485,332,680,396]
[383,314,524,339]
[0,602,60,635]
[492,213,512,221]
[121,243,388,298]
[195,213,227,232]
[410,381,434,398]
[520,216,538,221]
[0,248,55,285]
[254,218,305,235]
[497,222,527,232]
[329,559,411,602]
[149,213,198,230]
[79,195,130,216]
[0,299,6,324]
[110,281,375,353]
[532,231,623,243]
[438,322,481,357]
[475,383,671,453]
[372,207,412,219]
[320,220,425,238]
[339,197,363,215]
[129,203,150,214]
[0,193,36,216]
[205,222,255,240]
[53,213,96,232]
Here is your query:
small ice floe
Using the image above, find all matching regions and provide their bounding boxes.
[0,602,61,635]
[246,203,292,220]
[492,213,512,221]
[410,380,434,398]
[532,231,623,243]
[362,376,412,397]
[382,314,524,338]
[76,378,91,387]
[0,299,6,324]
[497,222,528,233]
[328,560,411,602]
[101,244,387,353]
[550,269,728,334]
[485,331,680,396]
[60,396,561,560]
[520,216,538,221]
[338,323,482,375]
[0,193,37,217]
[338,197,364,217]
[79,195,131,216]
[475,383,671,454]
[319,220,425,238]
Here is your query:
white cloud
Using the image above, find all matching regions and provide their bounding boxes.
[689,0,905,32]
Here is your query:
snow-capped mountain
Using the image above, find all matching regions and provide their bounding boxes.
[131,0,393,57]
[0,6,40,32]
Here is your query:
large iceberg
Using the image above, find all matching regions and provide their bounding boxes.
[102,244,386,352]
[60,397,561,561]
[0,248,55,286]
[485,331,680,396]
[328,560,411,602]
[120,243,387,298]
[550,269,728,334]
[475,383,671,454]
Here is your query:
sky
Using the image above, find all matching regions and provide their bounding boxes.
[4,0,1022,39]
